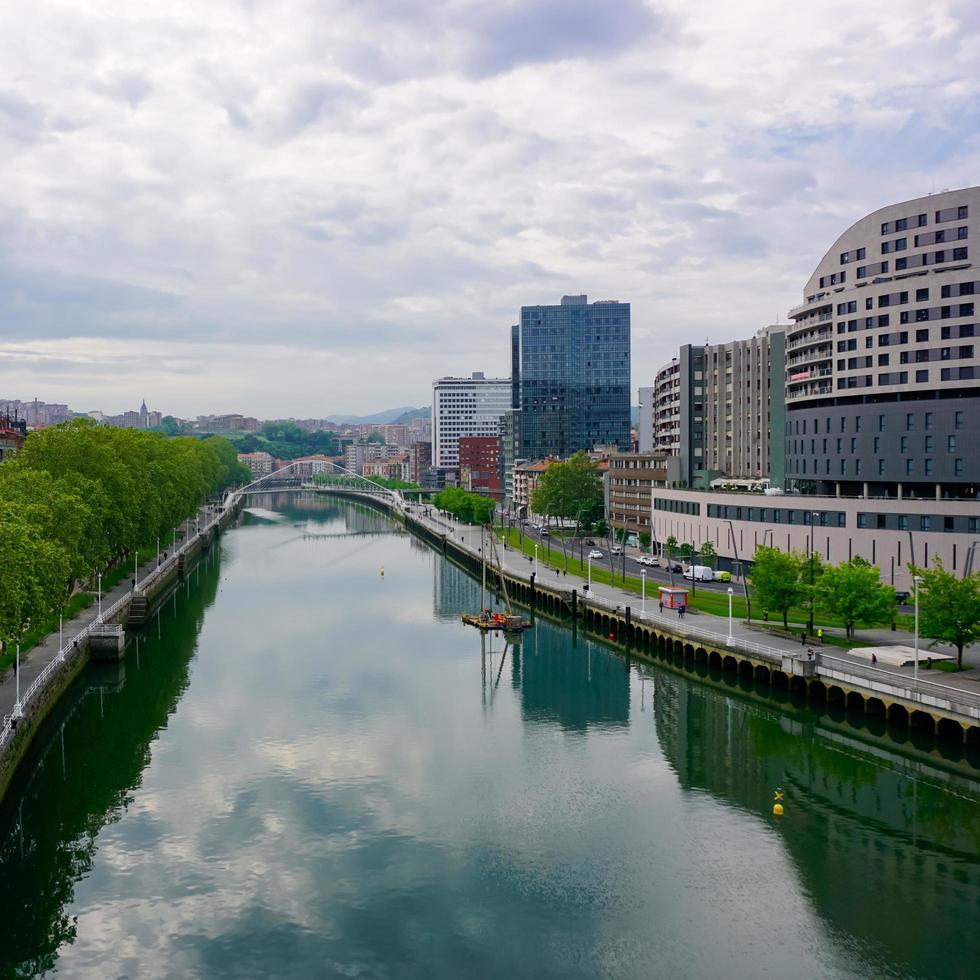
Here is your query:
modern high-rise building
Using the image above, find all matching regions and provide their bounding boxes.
[517,295,631,460]
[785,186,979,498]
[650,329,785,488]
[432,372,511,471]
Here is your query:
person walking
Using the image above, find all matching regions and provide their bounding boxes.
[871,652,878,666]
[800,630,806,647]
[659,600,664,614]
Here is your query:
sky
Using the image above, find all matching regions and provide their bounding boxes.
[1,0,979,419]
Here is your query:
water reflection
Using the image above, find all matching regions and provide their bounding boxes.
[0,498,977,980]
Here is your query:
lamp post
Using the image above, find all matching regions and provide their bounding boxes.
[134,551,139,591]
[534,543,539,577]
[913,574,924,684]
[808,511,819,634]
[588,554,593,592]
[641,569,647,616]
[727,587,734,643]
[97,572,103,621]
[13,644,21,718]
[156,536,160,567]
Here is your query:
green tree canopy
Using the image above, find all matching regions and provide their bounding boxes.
[750,546,805,628]
[530,452,603,527]
[433,487,495,525]
[698,541,717,567]
[816,557,895,639]
[912,560,980,669]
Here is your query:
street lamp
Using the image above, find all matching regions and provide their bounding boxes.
[641,568,647,616]
[913,574,924,684]
[808,511,819,634]
[12,644,21,719]
[534,543,539,576]
[97,572,103,621]
[587,554,593,592]
[727,587,734,643]
[134,551,139,592]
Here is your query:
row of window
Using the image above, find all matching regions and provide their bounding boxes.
[881,205,968,235]
[857,512,975,532]
[788,434,962,455]
[703,503,979,533]
[882,227,968,253]
[786,455,966,477]
[788,410,966,435]
[837,316,976,338]
[654,499,701,515]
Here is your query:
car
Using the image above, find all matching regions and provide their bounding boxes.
[894,590,911,603]
[539,527,549,536]
[611,545,623,555]
[715,570,732,582]
[665,562,682,572]
[584,539,596,546]
[587,550,604,559]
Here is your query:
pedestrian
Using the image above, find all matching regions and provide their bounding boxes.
[659,600,664,614]
[817,627,823,644]
[763,611,768,623]
[800,630,806,646]
[871,652,877,666]
[807,647,814,660]
[678,605,683,618]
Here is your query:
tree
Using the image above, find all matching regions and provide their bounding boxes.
[639,531,651,553]
[750,546,805,628]
[816,557,895,639]
[913,560,980,670]
[594,519,608,538]
[679,542,693,561]
[698,541,717,568]
[532,453,603,571]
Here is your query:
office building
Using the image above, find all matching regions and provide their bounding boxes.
[517,295,631,459]
[653,345,705,487]
[608,451,668,542]
[459,436,501,496]
[785,186,979,498]
[432,373,511,471]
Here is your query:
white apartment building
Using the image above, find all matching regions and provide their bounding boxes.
[432,372,511,470]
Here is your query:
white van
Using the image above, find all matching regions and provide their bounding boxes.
[683,565,715,582]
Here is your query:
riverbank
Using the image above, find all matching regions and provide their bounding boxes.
[0,496,243,803]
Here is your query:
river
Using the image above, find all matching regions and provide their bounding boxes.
[1,496,978,979]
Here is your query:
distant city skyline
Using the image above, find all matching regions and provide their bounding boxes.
[2,1,978,415]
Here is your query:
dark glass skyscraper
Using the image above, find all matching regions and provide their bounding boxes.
[518,295,631,458]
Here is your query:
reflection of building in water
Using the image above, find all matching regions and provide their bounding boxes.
[653,670,980,974]
[343,505,395,536]
[432,553,481,622]
[513,632,629,732]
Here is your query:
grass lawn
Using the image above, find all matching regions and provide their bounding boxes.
[932,660,968,672]
[497,527,913,632]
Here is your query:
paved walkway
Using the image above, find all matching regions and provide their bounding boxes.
[410,505,980,700]
[0,507,211,723]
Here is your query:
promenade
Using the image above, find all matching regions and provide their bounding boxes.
[407,502,980,705]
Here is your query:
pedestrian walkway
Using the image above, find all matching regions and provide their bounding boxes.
[407,505,980,702]
[0,505,212,724]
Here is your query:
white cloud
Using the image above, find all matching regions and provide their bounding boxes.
[0,0,978,415]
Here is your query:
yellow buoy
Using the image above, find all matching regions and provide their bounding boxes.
[380,567,385,577]
[773,787,784,817]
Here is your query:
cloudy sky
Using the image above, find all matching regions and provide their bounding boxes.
[1,0,979,418]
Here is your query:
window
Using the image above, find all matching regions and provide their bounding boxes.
[878,459,885,475]
[855,459,862,476]
[959,205,969,219]
[898,515,909,530]
[916,327,929,339]
[916,287,929,302]
[924,459,933,476]
[878,414,886,431]
[925,412,933,430]
[956,459,964,476]
[955,410,964,429]
[947,435,957,452]
[896,217,908,232]
[921,515,931,530]
[881,221,891,234]
[873,436,880,453]
[878,353,890,366]
[850,438,857,453]
[855,416,862,432]
[900,435,908,453]
[925,435,933,452]
[958,226,969,239]
[906,413,914,430]
[918,213,928,226]
[916,369,928,382]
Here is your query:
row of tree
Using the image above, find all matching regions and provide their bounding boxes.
[0,420,248,649]
[750,547,979,665]
[432,487,496,525]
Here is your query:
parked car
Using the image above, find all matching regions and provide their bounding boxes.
[587,550,604,559]
[715,570,732,582]
[894,590,911,603]
[683,565,715,582]
[540,527,549,536]
[584,539,596,546]
[664,561,683,573]
[612,545,623,555]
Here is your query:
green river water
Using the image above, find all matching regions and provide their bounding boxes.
[1,496,978,979]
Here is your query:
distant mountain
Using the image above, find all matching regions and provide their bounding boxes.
[391,407,430,425]
[325,406,427,425]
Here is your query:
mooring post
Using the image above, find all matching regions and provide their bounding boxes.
[530,572,536,608]
[572,588,577,619]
